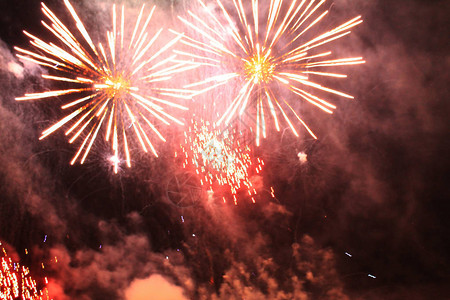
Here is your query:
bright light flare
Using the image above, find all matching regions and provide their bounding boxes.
[175,0,365,145]
[177,119,264,204]
[15,1,194,171]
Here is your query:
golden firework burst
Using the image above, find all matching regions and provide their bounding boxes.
[15,0,195,172]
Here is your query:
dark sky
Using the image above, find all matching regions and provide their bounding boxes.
[0,0,449,299]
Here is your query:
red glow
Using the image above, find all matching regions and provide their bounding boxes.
[177,119,264,204]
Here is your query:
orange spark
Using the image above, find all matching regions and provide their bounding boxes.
[0,242,51,300]
[175,0,364,145]
[178,119,263,204]
[16,1,194,172]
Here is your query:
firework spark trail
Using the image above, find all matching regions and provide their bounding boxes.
[173,0,365,145]
[176,119,265,204]
[0,243,51,300]
[15,1,195,173]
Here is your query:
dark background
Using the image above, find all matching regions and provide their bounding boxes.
[0,0,449,299]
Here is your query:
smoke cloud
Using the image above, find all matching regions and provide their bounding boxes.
[0,0,448,299]
[125,275,188,300]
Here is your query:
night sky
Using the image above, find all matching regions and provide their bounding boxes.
[0,0,449,299]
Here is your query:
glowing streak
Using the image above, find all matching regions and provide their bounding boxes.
[16,1,192,169]
[176,0,364,144]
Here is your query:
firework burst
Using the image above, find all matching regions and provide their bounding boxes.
[0,243,50,300]
[176,119,264,204]
[15,1,194,172]
[174,0,365,145]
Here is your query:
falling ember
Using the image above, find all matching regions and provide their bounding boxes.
[0,243,51,300]
[15,1,194,172]
[174,0,365,145]
[177,119,263,204]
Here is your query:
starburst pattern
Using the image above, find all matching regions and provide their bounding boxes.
[16,0,194,172]
[174,0,365,145]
